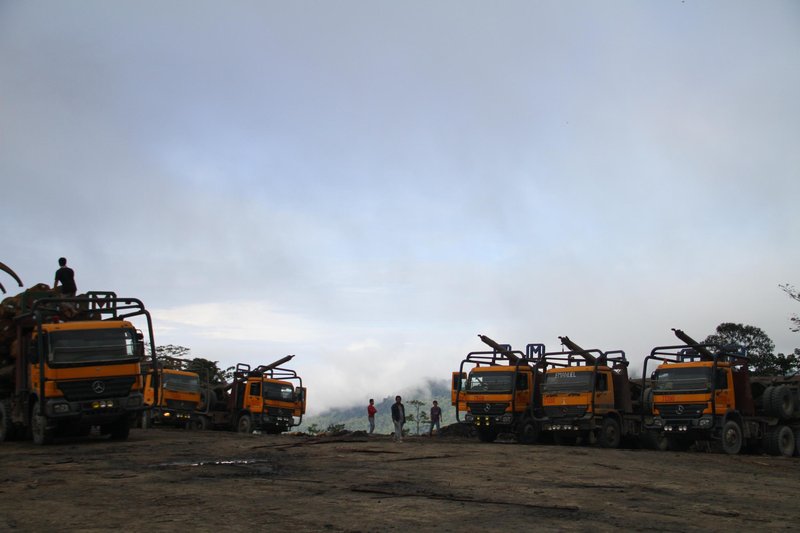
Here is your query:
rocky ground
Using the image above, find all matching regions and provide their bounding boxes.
[1,427,799,532]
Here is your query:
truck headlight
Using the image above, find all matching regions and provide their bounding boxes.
[53,403,70,414]
[653,418,664,428]
[698,417,712,428]
[464,414,474,422]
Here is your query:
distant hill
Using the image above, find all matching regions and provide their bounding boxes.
[298,378,456,435]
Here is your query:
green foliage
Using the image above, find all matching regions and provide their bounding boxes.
[704,322,798,376]
[325,423,346,433]
[307,424,321,435]
[155,344,191,360]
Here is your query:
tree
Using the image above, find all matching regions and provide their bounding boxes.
[408,400,426,435]
[186,358,230,384]
[779,283,800,332]
[703,323,798,376]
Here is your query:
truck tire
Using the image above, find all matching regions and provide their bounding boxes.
[0,399,16,442]
[721,420,743,455]
[31,400,55,445]
[765,425,795,457]
[141,411,152,429]
[794,428,800,457]
[643,387,654,414]
[237,413,253,434]
[767,386,796,420]
[477,427,497,443]
[598,418,621,448]
[516,418,539,444]
[193,416,210,430]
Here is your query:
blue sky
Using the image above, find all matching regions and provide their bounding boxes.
[2,1,798,413]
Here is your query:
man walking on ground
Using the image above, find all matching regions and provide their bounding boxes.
[429,400,442,436]
[391,396,405,442]
[53,257,77,297]
[367,399,377,434]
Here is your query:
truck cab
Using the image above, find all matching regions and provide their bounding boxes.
[536,344,635,448]
[143,367,201,427]
[3,291,157,444]
[454,337,546,444]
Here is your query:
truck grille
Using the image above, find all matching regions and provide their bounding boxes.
[467,403,508,416]
[166,399,197,411]
[57,377,136,401]
[267,407,293,417]
[543,405,587,419]
[657,403,706,419]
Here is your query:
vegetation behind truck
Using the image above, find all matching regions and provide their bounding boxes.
[0,272,156,444]
[643,328,800,456]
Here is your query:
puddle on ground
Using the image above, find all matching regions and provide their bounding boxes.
[149,459,272,468]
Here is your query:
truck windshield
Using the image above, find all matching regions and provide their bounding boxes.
[466,372,514,393]
[163,373,200,393]
[542,371,593,393]
[48,328,138,365]
[653,367,711,392]
[264,382,294,401]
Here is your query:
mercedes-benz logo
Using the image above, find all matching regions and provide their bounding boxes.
[92,380,106,394]
[484,404,491,413]
[676,405,685,415]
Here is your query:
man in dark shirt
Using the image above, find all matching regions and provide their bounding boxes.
[54,257,77,297]
[391,396,405,442]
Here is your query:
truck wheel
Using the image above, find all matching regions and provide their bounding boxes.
[598,418,621,448]
[721,420,743,455]
[109,418,131,441]
[0,399,16,442]
[477,427,497,443]
[765,425,795,457]
[141,411,152,429]
[237,413,253,434]
[794,428,800,457]
[643,387,654,414]
[516,419,539,444]
[193,417,210,430]
[768,386,796,420]
[31,401,55,445]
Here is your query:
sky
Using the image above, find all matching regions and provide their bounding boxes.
[1,1,798,414]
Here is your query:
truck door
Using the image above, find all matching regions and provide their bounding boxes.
[248,381,262,412]
[594,371,613,413]
[451,372,466,406]
[294,386,307,416]
[714,369,731,413]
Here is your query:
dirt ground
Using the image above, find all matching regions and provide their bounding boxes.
[1,428,799,532]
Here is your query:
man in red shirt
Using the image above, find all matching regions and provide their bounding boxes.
[367,399,377,434]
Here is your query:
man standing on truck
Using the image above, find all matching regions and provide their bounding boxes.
[429,400,442,436]
[53,257,77,297]
[367,399,377,434]
[391,396,405,442]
